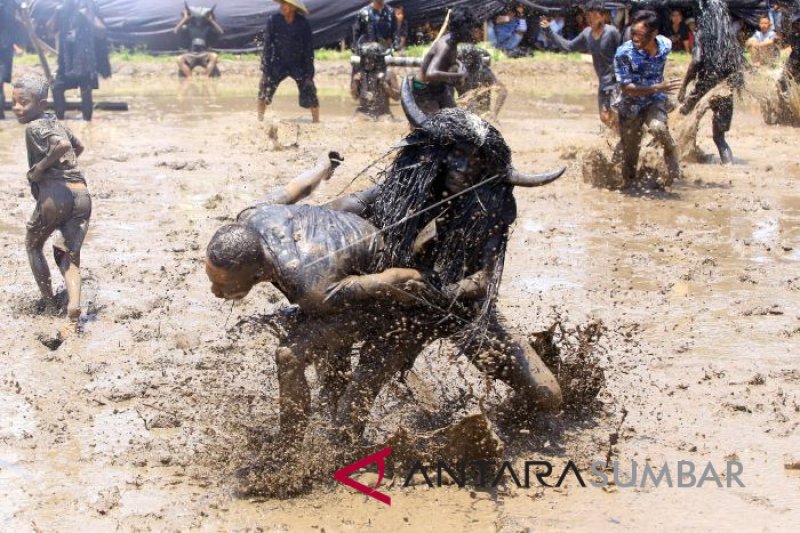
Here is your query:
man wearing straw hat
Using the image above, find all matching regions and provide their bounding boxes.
[258,0,320,123]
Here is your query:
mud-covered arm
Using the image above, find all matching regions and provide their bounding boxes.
[324,268,423,304]
[259,152,343,205]
[208,14,224,35]
[65,127,85,157]
[324,185,381,217]
[441,231,504,301]
[28,136,72,183]
[384,70,401,101]
[173,12,190,33]
[422,39,465,84]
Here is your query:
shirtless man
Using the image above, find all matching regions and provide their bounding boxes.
[411,7,480,114]
[12,76,92,336]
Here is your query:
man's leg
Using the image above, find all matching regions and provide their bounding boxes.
[177,55,193,78]
[79,83,93,121]
[53,80,67,120]
[55,187,91,333]
[295,75,320,123]
[0,82,5,120]
[257,72,282,121]
[26,198,61,307]
[644,103,680,185]
[710,95,734,165]
[618,112,644,188]
[335,321,428,440]
[464,315,562,413]
[205,52,219,78]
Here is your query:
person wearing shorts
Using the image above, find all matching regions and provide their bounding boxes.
[257,0,319,123]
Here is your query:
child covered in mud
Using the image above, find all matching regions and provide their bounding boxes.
[12,75,91,337]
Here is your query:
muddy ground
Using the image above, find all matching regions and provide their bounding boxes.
[0,57,798,531]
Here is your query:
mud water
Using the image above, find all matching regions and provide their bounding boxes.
[0,59,798,530]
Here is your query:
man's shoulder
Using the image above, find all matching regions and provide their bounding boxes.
[603,24,621,38]
[26,116,58,136]
[615,39,634,57]
[656,34,672,53]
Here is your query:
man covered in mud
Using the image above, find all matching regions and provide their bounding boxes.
[540,1,621,128]
[257,0,319,123]
[614,10,682,188]
[174,3,224,79]
[411,7,479,114]
[208,82,565,461]
[49,0,110,121]
[455,44,507,122]
[12,75,91,337]
[351,42,399,119]
[678,5,744,165]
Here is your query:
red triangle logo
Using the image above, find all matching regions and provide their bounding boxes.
[333,447,392,506]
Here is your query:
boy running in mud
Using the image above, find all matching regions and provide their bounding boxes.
[12,76,92,336]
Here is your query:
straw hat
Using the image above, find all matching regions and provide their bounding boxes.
[274,0,309,15]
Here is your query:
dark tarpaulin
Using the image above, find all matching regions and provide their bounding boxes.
[28,0,769,52]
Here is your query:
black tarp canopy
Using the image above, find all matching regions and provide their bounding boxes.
[26,0,769,52]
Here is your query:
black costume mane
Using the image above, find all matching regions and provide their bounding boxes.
[370,108,516,349]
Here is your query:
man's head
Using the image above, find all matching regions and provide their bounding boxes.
[442,142,485,195]
[372,0,385,9]
[630,10,660,50]
[359,42,388,72]
[279,1,296,18]
[458,43,487,72]
[394,5,404,21]
[686,17,696,33]
[759,15,772,32]
[449,7,480,43]
[206,224,268,300]
[11,76,49,124]
[586,0,608,27]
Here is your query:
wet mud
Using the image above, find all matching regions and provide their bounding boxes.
[0,59,798,530]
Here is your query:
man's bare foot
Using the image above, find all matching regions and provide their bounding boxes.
[58,320,81,340]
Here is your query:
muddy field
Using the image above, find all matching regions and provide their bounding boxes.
[0,57,799,531]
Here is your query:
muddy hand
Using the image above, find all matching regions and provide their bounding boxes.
[323,276,359,303]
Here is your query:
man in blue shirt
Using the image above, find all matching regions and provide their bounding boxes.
[614,10,682,188]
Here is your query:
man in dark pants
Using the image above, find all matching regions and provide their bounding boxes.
[257,0,319,123]
[540,1,621,128]
[614,10,681,188]
[0,0,19,120]
[678,9,744,165]
[50,0,110,121]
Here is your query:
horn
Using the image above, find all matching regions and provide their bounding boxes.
[400,76,430,128]
[507,167,567,187]
[210,4,216,13]
[185,1,190,11]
